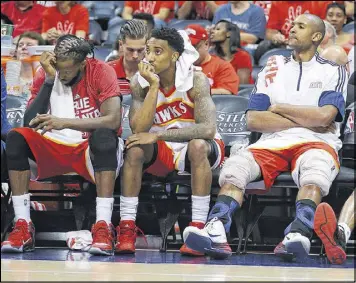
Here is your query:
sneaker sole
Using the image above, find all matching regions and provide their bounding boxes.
[185,232,231,259]
[314,203,347,265]
[1,244,34,253]
[88,246,114,256]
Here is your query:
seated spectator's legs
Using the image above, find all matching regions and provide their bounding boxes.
[183,149,262,259]
[314,190,355,264]
[274,149,339,260]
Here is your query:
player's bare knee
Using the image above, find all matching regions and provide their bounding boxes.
[219,150,260,191]
[187,139,210,162]
[125,146,146,165]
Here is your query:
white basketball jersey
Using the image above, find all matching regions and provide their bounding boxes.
[249,53,348,152]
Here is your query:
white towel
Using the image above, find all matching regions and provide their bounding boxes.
[138,30,200,92]
[41,73,84,143]
[65,230,92,251]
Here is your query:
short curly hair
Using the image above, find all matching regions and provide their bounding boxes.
[151,27,184,56]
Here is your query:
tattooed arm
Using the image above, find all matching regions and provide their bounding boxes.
[156,72,216,142]
[129,74,159,133]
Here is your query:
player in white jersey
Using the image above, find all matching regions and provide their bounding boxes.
[115,27,225,256]
[183,14,348,260]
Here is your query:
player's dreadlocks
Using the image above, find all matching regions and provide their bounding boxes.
[54,34,94,63]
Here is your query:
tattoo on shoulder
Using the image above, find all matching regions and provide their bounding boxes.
[189,71,211,100]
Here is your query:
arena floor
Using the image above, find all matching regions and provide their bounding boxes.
[1,248,354,281]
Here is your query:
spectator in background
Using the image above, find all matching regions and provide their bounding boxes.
[108,20,148,95]
[210,20,253,84]
[1,1,45,39]
[254,1,325,63]
[212,1,266,45]
[105,14,154,63]
[122,1,175,28]
[177,1,227,21]
[319,20,337,51]
[325,2,354,53]
[253,1,272,21]
[186,24,239,95]
[41,1,89,45]
[12,32,46,101]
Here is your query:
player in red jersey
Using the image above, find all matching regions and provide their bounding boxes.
[1,35,123,256]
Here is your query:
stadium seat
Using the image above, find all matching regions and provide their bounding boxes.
[258,48,293,67]
[168,19,212,30]
[103,19,127,46]
[88,20,103,45]
[252,66,262,82]
[342,21,355,33]
[93,46,111,61]
[237,87,253,98]
[92,1,117,20]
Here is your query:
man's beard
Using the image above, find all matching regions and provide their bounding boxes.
[64,70,82,86]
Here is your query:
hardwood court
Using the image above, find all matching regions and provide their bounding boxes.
[1,249,354,281]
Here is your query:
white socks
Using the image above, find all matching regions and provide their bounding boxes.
[12,193,31,222]
[120,196,138,221]
[338,222,351,243]
[96,197,114,224]
[192,195,211,224]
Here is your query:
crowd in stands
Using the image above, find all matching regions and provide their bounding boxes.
[0,0,355,265]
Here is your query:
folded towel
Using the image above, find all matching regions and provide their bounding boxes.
[42,73,84,143]
[138,30,199,92]
[65,230,92,251]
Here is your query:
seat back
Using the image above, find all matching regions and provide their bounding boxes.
[121,95,132,140]
[168,20,212,30]
[238,87,253,98]
[93,46,111,62]
[5,95,27,128]
[342,21,355,33]
[105,19,127,45]
[258,48,293,66]
[88,20,102,45]
[92,1,116,19]
[212,95,251,154]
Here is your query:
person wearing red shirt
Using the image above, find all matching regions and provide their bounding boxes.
[210,20,253,84]
[255,1,324,63]
[108,20,148,96]
[177,1,228,20]
[122,1,175,26]
[41,1,89,44]
[1,35,123,256]
[185,24,239,95]
[1,1,45,39]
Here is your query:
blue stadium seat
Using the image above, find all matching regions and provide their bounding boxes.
[342,21,355,33]
[252,66,262,82]
[238,87,253,98]
[258,48,293,67]
[93,46,111,61]
[168,19,212,30]
[92,1,117,19]
[104,19,127,46]
[88,20,103,45]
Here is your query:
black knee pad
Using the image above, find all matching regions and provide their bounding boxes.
[6,131,32,171]
[89,128,118,172]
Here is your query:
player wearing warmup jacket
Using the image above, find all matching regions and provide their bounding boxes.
[115,27,225,256]
[1,35,123,256]
[183,14,348,260]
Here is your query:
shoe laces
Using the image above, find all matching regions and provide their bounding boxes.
[92,223,112,244]
[119,224,147,245]
[9,220,30,241]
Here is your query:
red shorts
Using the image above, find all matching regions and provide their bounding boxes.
[249,142,339,189]
[145,139,225,177]
[14,128,93,183]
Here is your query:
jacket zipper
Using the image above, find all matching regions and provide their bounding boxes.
[297,62,302,91]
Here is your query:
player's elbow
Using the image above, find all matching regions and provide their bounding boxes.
[319,114,335,128]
